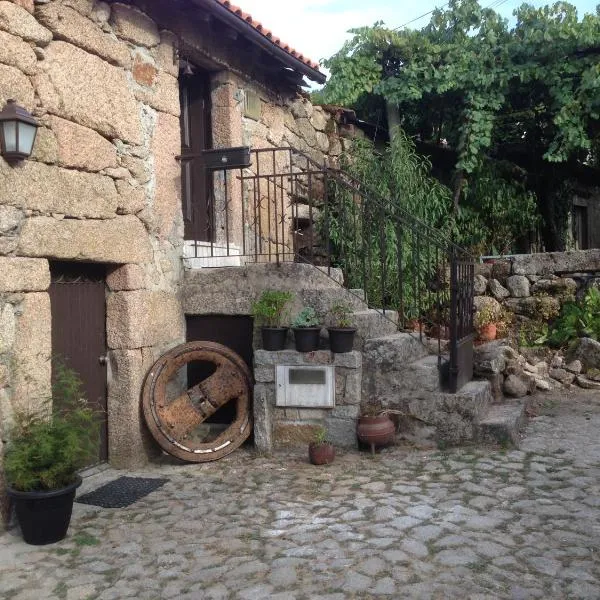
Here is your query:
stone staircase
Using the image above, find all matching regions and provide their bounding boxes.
[183,262,525,448]
[362,331,526,448]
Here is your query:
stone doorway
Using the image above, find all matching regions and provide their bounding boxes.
[49,262,108,465]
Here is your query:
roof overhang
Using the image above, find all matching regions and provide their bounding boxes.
[190,0,326,85]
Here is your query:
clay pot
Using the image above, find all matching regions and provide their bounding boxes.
[356,413,396,454]
[308,442,335,465]
[478,323,497,342]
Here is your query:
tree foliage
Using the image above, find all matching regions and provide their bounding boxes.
[321,1,600,249]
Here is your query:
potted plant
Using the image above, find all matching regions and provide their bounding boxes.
[475,302,501,342]
[308,426,335,465]
[251,290,293,351]
[4,363,99,545]
[327,302,357,353]
[292,307,322,352]
[356,403,396,455]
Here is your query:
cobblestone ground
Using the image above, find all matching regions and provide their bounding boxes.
[2,390,600,600]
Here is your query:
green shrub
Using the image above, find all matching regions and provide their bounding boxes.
[292,307,320,328]
[4,363,99,492]
[548,287,600,347]
[251,290,293,327]
[329,302,354,328]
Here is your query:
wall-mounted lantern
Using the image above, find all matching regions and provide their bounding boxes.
[0,99,39,163]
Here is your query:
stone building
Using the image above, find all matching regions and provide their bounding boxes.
[0,0,362,494]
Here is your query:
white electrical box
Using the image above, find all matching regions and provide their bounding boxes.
[276,365,335,408]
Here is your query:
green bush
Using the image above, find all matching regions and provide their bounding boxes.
[251,290,293,327]
[548,287,600,347]
[5,363,99,492]
[292,307,320,328]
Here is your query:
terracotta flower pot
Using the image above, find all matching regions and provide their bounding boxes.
[308,442,335,465]
[356,413,395,455]
[478,323,497,342]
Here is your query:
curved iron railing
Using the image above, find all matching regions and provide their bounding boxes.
[185,145,474,392]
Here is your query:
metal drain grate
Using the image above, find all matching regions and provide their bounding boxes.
[76,476,168,508]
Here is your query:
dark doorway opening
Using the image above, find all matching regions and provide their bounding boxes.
[180,67,213,242]
[49,262,108,465]
[186,315,254,427]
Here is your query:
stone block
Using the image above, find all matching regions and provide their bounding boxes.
[10,0,33,13]
[310,109,329,132]
[512,249,600,276]
[35,41,142,144]
[91,1,110,24]
[0,303,15,353]
[106,263,145,291]
[332,350,361,369]
[49,115,118,172]
[568,338,600,372]
[0,30,37,74]
[337,370,361,405]
[135,71,179,116]
[0,1,52,44]
[323,416,357,448]
[0,160,119,218]
[116,180,146,214]
[110,3,160,47]
[490,261,511,284]
[108,348,160,468]
[474,274,487,295]
[0,257,49,292]
[531,277,577,297]
[153,30,178,77]
[506,275,530,298]
[253,382,273,452]
[132,52,157,86]
[18,215,152,263]
[12,293,51,411]
[30,126,59,164]
[254,365,275,383]
[0,63,34,111]
[151,111,181,238]
[61,0,94,17]
[488,278,510,300]
[0,205,22,233]
[37,4,130,67]
[473,295,502,316]
[331,404,360,419]
[106,290,184,349]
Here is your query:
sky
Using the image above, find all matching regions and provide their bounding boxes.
[237,0,599,74]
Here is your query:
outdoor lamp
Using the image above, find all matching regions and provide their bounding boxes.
[0,99,39,162]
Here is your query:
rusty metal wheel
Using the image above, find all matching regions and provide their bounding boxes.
[142,341,252,462]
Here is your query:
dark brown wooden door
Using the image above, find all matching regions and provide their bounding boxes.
[180,70,213,241]
[49,263,108,464]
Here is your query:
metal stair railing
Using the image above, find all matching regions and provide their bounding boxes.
[188,145,475,392]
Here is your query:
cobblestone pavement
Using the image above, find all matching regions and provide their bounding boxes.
[2,390,600,600]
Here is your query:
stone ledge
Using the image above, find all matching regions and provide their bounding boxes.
[254,349,361,368]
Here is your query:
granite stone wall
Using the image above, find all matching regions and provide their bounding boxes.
[0,0,357,519]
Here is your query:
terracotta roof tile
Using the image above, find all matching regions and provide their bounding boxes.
[215,0,322,72]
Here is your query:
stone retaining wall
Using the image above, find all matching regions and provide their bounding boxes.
[474,249,600,321]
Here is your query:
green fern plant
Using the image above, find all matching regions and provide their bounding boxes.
[4,362,100,492]
[251,290,293,327]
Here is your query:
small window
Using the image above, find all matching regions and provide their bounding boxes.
[244,90,261,121]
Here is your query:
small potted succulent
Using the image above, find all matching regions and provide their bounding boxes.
[4,363,99,545]
[474,302,501,342]
[251,290,293,350]
[356,402,395,455]
[308,426,335,465]
[292,307,322,352]
[327,302,357,353]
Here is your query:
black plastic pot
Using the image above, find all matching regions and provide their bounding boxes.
[327,327,357,353]
[292,327,321,352]
[7,476,82,545]
[261,327,288,351]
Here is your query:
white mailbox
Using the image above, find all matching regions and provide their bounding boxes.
[276,365,335,408]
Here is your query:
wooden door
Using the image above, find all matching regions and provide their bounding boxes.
[180,70,213,241]
[49,263,108,464]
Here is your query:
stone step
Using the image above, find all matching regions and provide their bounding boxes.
[352,310,399,349]
[299,288,369,316]
[362,332,432,400]
[477,401,526,448]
